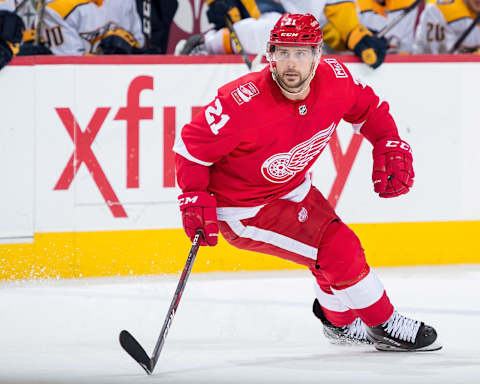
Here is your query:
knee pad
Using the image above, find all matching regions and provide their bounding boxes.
[316,220,369,289]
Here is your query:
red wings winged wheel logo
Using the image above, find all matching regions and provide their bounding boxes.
[261,122,337,183]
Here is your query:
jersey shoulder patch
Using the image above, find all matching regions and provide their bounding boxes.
[219,69,265,107]
[230,81,260,106]
[47,0,92,20]
[322,58,349,79]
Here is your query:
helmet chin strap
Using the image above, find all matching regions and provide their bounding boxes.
[268,49,321,97]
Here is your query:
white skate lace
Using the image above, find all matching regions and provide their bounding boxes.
[344,317,368,340]
[383,311,421,343]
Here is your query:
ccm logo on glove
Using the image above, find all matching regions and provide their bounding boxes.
[385,140,411,152]
[178,191,219,246]
[372,138,414,198]
[178,195,199,206]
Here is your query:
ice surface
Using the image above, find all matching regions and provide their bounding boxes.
[0,265,479,384]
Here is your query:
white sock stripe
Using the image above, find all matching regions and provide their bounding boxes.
[226,220,318,261]
[314,281,350,313]
[331,270,385,310]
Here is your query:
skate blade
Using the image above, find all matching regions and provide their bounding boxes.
[374,340,443,352]
[324,330,373,346]
[327,338,373,346]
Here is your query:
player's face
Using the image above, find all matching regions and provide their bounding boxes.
[465,0,480,12]
[272,46,316,92]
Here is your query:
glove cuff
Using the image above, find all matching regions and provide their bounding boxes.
[346,25,372,50]
[23,29,36,43]
[178,191,216,210]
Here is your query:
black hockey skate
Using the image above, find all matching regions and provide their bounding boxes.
[313,299,372,345]
[174,34,208,55]
[366,311,442,352]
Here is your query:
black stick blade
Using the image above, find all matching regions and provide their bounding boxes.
[119,330,152,375]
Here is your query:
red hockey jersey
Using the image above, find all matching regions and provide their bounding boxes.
[174,58,399,208]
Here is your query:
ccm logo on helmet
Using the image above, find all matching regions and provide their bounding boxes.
[280,33,298,37]
[178,196,199,206]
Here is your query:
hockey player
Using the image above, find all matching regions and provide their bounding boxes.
[356,0,424,53]
[174,13,442,351]
[309,0,389,67]
[39,0,144,55]
[176,0,388,69]
[0,1,25,70]
[414,0,480,53]
[134,0,179,54]
[96,0,146,54]
[175,0,278,56]
[14,0,53,56]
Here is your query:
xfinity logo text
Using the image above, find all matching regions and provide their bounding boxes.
[54,76,153,218]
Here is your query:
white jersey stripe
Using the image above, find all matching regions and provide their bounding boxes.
[226,220,318,261]
[216,176,312,221]
[217,205,265,221]
[173,134,214,166]
[331,270,385,310]
[314,281,350,313]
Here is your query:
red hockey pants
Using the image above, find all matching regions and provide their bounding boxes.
[218,186,393,327]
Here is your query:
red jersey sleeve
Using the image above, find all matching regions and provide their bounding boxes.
[173,87,244,193]
[175,155,210,192]
[341,68,400,145]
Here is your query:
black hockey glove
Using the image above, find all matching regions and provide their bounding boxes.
[206,0,262,29]
[0,39,14,70]
[206,0,241,29]
[0,10,25,44]
[17,29,52,56]
[96,28,141,55]
[346,25,388,69]
[18,41,52,56]
[137,46,163,54]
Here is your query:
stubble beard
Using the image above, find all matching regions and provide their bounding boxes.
[277,70,308,92]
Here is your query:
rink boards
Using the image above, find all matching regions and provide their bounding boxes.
[1,55,479,280]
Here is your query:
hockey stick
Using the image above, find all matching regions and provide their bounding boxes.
[376,0,423,38]
[448,13,480,53]
[33,0,46,46]
[142,0,152,48]
[14,0,29,12]
[225,15,252,70]
[251,52,265,72]
[119,230,203,375]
